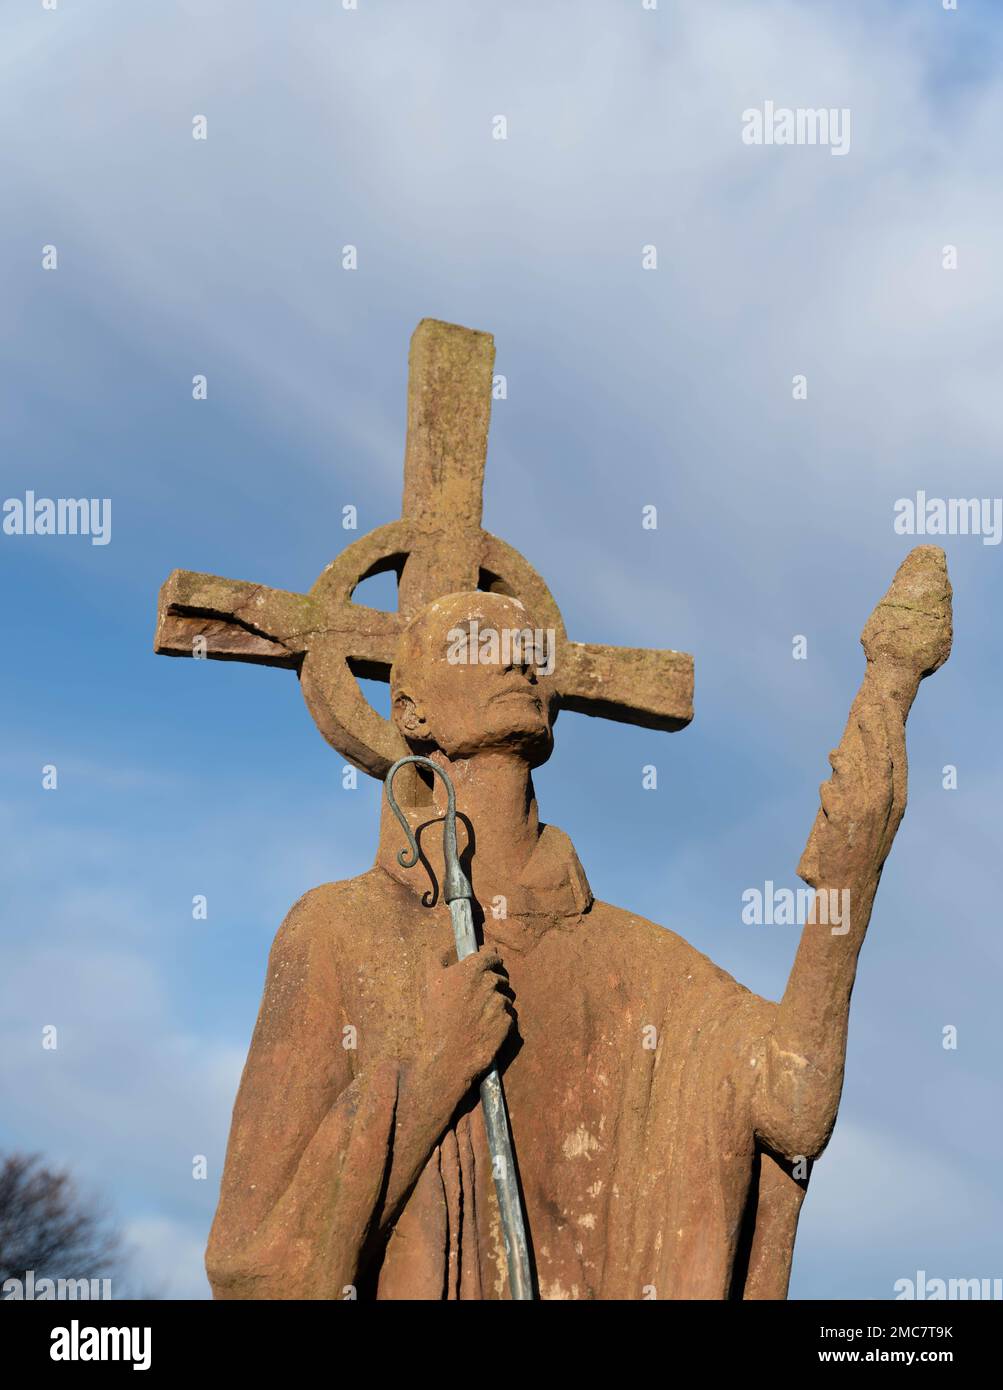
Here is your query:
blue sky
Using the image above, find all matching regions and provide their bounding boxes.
[1,0,1001,1298]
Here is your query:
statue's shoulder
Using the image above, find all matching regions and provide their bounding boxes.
[587,898,752,999]
[273,867,402,954]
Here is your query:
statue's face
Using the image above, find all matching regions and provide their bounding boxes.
[391,592,556,765]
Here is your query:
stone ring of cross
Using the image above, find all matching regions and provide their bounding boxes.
[154,320,693,780]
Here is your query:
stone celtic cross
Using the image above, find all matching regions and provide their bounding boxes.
[154,319,694,777]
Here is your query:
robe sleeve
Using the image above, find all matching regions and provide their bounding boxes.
[735,1146,810,1299]
[205,886,399,1300]
[721,988,811,1300]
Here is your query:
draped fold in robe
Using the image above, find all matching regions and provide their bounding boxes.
[207,820,808,1300]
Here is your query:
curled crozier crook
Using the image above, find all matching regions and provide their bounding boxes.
[384,754,472,905]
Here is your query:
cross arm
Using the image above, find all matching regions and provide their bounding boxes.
[154,569,325,668]
[154,566,407,775]
[556,641,694,731]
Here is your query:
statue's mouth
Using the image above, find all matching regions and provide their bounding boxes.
[490,684,542,711]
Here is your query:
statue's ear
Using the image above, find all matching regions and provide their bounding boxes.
[392,690,428,740]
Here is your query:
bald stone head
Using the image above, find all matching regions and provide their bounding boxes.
[390,591,557,766]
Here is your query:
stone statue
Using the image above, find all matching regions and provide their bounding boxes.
[154,320,952,1299]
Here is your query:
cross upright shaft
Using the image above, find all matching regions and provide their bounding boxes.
[397,319,492,613]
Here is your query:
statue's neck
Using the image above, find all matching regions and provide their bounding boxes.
[442,750,541,888]
[377,749,542,903]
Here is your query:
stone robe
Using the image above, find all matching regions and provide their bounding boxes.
[207,817,808,1301]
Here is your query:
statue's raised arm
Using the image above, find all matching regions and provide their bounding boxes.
[755,546,953,1163]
